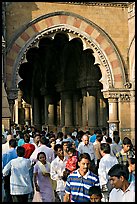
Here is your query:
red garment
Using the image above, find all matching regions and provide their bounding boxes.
[66,155,78,173]
[22,143,35,158]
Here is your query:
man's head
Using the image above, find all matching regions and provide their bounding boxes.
[9,138,17,148]
[78,153,91,175]
[108,163,129,189]
[16,146,25,157]
[24,133,30,143]
[82,134,89,145]
[54,144,64,158]
[122,137,132,153]
[89,186,102,202]
[100,143,110,156]
[6,134,14,142]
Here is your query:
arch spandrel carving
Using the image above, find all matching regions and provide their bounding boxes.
[5,11,127,98]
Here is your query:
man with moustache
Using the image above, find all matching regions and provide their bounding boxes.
[64,153,100,202]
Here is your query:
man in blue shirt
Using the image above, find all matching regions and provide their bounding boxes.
[64,153,100,202]
[2,138,17,202]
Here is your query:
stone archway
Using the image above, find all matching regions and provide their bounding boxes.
[5,11,129,133]
[6,11,127,94]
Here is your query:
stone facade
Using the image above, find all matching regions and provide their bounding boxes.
[2,2,135,142]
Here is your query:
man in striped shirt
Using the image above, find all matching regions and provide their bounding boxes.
[64,153,100,202]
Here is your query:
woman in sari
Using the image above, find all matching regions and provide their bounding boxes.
[32,152,55,202]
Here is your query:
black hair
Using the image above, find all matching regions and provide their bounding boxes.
[37,151,46,160]
[9,138,17,148]
[17,146,25,157]
[54,144,63,152]
[123,137,132,145]
[89,186,102,197]
[113,130,119,136]
[128,157,135,165]
[108,163,129,180]
[40,136,49,145]
[113,134,120,144]
[24,133,30,143]
[96,129,102,135]
[100,143,110,154]
[106,136,112,144]
[78,153,91,162]
[67,147,76,155]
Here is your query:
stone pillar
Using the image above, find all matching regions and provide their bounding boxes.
[73,94,80,127]
[33,97,41,130]
[87,89,97,128]
[130,91,135,145]
[64,92,73,127]
[22,102,31,125]
[108,98,119,139]
[8,99,15,123]
[60,93,65,127]
[81,89,88,129]
[14,99,19,125]
[118,93,131,141]
[44,95,49,126]
[97,91,107,127]
[48,104,54,125]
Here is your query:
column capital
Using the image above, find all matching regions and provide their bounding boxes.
[7,88,19,100]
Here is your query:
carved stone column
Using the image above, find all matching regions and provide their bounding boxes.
[8,99,15,124]
[44,95,49,126]
[60,93,65,127]
[81,89,87,129]
[130,90,135,145]
[48,104,54,126]
[73,94,81,127]
[87,88,97,129]
[108,97,119,139]
[118,92,131,140]
[64,92,73,127]
[22,102,31,125]
[33,97,41,131]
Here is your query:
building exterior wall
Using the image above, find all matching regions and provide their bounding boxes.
[2,2,135,140]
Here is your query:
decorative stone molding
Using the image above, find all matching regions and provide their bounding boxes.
[62,2,129,8]
[119,93,131,101]
[103,90,132,102]
[124,82,132,89]
[7,88,19,100]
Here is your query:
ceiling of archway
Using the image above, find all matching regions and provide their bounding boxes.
[18,31,102,104]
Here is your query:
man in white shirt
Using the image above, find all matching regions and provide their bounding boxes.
[78,134,96,166]
[2,146,33,202]
[50,144,68,202]
[30,136,55,163]
[98,143,118,202]
[108,163,135,202]
[2,134,14,155]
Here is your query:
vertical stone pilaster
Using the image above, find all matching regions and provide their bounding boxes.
[8,99,15,123]
[108,98,119,138]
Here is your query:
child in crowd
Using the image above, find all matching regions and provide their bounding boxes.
[116,137,135,167]
[89,186,102,202]
[62,147,78,181]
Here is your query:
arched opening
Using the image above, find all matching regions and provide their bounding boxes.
[18,31,108,132]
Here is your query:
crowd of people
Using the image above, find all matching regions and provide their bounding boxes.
[2,124,135,202]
